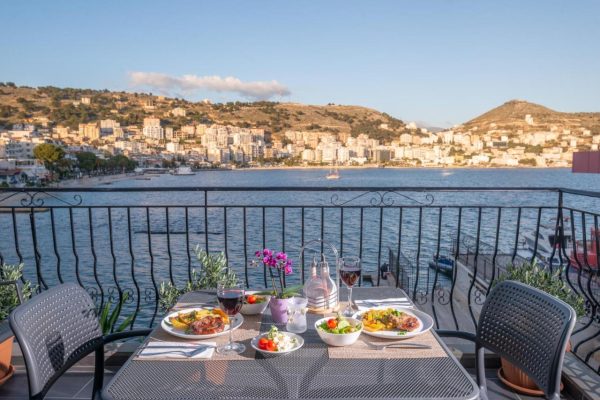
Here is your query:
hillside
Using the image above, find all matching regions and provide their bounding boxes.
[0,83,407,143]
[462,99,600,135]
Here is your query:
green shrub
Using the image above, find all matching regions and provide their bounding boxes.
[0,264,36,321]
[159,247,237,311]
[494,261,585,317]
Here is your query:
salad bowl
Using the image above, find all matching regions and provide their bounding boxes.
[240,291,271,315]
[315,316,363,347]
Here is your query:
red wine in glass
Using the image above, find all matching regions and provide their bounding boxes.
[217,291,243,315]
[216,283,246,355]
[340,268,361,287]
[340,257,361,317]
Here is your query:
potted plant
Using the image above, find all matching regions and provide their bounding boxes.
[253,249,301,323]
[0,264,35,386]
[158,247,238,311]
[493,261,585,394]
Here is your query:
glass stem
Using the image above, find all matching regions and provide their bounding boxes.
[229,323,233,347]
[347,286,353,309]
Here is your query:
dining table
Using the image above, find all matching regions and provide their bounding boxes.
[102,287,479,400]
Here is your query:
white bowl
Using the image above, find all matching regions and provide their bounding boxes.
[314,317,363,347]
[250,332,304,357]
[240,291,271,315]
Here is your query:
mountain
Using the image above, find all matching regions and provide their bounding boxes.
[0,84,408,143]
[461,99,600,134]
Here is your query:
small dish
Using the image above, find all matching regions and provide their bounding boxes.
[240,291,271,315]
[315,316,363,347]
[250,331,304,356]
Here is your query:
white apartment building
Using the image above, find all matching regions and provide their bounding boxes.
[100,119,120,136]
[143,118,164,140]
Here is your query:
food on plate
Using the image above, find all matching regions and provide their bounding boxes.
[245,294,267,304]
[318,316,362,334]
[359,308,419,334]
[167,309,230,335]
[257,326,298,352]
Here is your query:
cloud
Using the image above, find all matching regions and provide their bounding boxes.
[128,72,291,100]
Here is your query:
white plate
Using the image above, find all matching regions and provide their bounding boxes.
[161,307,244,340]
[353,306,433,340]
[250,332,304,356]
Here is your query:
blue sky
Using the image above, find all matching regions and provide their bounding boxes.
[1,0,599,127]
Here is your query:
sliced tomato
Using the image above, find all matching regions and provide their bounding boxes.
[258,337,269,349]
[266,340,277,352]
[247,295,257,304]
[327,318,337,329]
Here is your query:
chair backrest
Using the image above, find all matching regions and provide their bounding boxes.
[477,280,576,397]
[9,283,103,399]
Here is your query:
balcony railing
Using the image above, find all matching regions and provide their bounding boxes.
[0,186,599,373]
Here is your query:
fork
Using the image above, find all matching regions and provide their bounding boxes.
[141,344,215,357]
[367,342,431,350]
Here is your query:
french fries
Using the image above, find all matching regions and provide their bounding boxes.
[360,309,398,331]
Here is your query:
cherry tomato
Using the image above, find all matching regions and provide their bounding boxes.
[327,318,337,329]
[258,337,269,350]
[266,340,278,352]
[247,295,257,304]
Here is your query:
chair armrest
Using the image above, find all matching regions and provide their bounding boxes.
[103,329,152,344]
[435,330,477,342]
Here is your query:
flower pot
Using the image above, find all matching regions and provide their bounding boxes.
[0,336,14,387]
[498,340,569,396]
[269,298,290,324]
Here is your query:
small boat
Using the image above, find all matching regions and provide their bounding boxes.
[570,228,600,270]
[171,166,195,176]
[428,255,454,276]
[326,164,340,180]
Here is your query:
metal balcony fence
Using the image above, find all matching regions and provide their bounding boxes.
[0,186,599,373]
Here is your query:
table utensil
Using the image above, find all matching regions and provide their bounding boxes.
[367,341,432,350]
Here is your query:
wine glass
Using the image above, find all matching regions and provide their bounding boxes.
[216,282,245,355]
[339,256,361,316]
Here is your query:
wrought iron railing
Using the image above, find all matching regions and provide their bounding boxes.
[0,186,599,373]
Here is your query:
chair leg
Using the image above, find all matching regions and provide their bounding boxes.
[92,346,105,398]
[475,343,488,400]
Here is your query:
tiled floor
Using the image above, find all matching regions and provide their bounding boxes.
[0,366,573,400]
[0,367,116,400]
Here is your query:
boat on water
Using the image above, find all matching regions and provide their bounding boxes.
[570,228,600,270]
[519,221,600,271]
[171,166,195,176]
[428,255,454,276]
[326,164,340,180]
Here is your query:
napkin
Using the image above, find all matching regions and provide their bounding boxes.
[354,297,413,311]
[137,341,216,359]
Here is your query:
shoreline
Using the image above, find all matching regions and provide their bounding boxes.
[48,166,572,189]
[57,173,133,188]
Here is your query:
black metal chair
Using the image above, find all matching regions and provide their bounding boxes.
[437,280,576,400]
[9,283,152,399]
